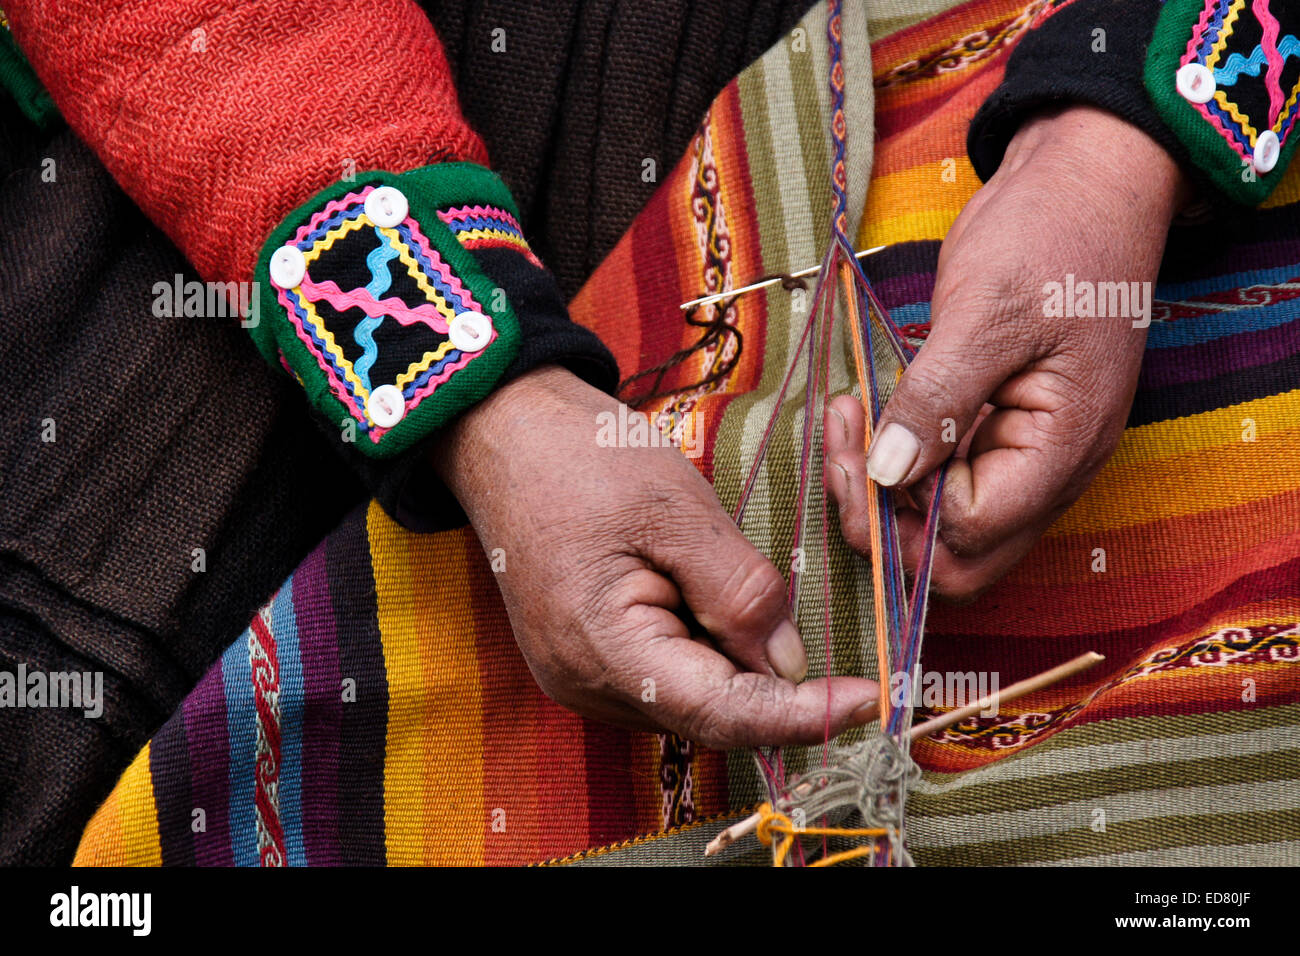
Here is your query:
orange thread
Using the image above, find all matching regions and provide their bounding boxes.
[753,800,890,868]
[841,261,892,729]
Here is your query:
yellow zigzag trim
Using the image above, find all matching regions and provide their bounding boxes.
[377,224,459,324]
[1215,88,1259,142]
[1207,0,1248,71]
[395,341,457,390]
[303,214,368,265]
[454,227,530,247]
[1279,80,1300,135]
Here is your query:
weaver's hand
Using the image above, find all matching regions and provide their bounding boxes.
[825,105,1191,601]
[432,365,880,748]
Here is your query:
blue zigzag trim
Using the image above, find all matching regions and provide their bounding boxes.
[353,228,400,390]
[1198,1,1231,62]
[1216,34,1300,86]
[404,349,465,400]
[394,222,472,313]
[445,214,525,238]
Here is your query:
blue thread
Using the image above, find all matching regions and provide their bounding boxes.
[1216,35,1300,86]
[353,228,401,390]
[394,222,471,312]
[446,213,525,238]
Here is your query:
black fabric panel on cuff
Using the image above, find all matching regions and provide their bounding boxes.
[358,245,620,534]
[967,1,1195,190]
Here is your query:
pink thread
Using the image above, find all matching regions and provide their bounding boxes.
[292,187,374,246]
[1254,0,1286,126]
[1183,0,1218,64]
[400,217,481,308]
[437,204,524,230]
[298,276,452,332]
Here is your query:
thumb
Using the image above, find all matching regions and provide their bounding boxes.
[633,634,880,748]
[647,480,808,684]
[866,300,1022,490]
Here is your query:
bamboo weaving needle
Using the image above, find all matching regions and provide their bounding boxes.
[704,651,1106,857]
[679,245,888,311]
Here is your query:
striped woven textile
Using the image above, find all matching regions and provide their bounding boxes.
[75,0,1300,866]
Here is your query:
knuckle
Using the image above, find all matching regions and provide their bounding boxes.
[682,676,796,747]
[894,362,960,427]
[719,555,787,633]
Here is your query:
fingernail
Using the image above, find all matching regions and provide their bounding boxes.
[827,405,848,446]
[851,698,880,725]
[766,620,808,683]
[866,423,920,487]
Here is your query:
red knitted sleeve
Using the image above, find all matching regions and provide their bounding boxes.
[4,0,489,284]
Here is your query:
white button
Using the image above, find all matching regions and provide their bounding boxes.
[269,245,307,289]
[448,310,493,353]
[366,384,406,428]
[364,186,409,228]
[1176,63,1216,104]
[1254,129,1281,173]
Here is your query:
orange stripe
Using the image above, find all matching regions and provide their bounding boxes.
[73,743,161,866]
[1012,489,1300,587]
[73,781,125,865]
[934,529,1300,636]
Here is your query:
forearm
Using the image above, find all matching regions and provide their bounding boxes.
[5,0,487,284]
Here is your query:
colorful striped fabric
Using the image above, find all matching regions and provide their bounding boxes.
[76,0,1300,866]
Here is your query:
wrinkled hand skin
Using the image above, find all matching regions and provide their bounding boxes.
[826,105,1193,602]
[431,365,880,748]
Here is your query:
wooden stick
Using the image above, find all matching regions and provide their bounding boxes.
[906,651,1104,741]
[704,651,1105,857]
[679,245,887,311]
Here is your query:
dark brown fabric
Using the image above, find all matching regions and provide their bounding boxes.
[0,1,818,863]
[0,108,364,862]
[423,0,819,299]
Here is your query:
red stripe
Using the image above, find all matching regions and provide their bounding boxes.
[249,612,286,866]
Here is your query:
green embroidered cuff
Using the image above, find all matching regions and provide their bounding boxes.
[1145,0,1300,205]
[0,13,58,128]
[252,163,523,459]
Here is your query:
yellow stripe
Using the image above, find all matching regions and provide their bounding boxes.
[394,340,456,390]
[859,205,963,248]
[368,502,486,864]
[1108,388,1300,466]
[1051,394,1300,535]
[857,159,980,247]
[74,744,161,866]
[454,227,530,248]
